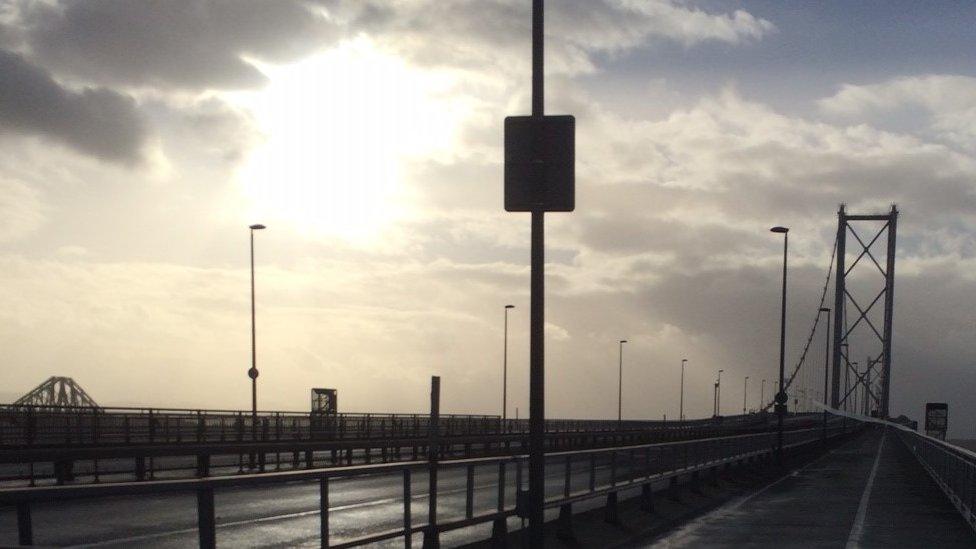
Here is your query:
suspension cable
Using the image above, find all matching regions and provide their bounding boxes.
[764,232,838,411]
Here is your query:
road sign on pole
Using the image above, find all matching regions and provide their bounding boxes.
[502,1,576,546]
[504,115,575,212]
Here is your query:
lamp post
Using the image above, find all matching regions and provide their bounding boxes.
[771,225,789,465]
[248,223,266,452]
[743,376,749,414]
[820,307,831,443]
[618,340,627,422]
[716,369,724,416]
[761,378,766,410]
[503,305,515,423]
[680,358,687,421]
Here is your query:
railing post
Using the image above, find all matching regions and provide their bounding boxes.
[197,487,216,549]
[564,454,572,497]
[423,376,440,549]
[17,501,32,546]
[320,477,329,548]
[640,483,655,513]
[404,469,413,549]
[466,464,475,519]
[604,491,618,524]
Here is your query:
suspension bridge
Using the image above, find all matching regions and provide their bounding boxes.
[0,205,973,547]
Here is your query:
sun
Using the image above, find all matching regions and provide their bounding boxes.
[234,39,458,242]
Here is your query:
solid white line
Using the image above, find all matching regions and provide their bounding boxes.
[846,427,886,548]
[648,450,836,547]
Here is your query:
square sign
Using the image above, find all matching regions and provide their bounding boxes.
[504,115,575,212]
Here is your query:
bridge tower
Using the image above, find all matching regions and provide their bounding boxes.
[13,376,99,408]
[829,205,898,417]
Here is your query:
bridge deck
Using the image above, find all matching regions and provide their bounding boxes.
[647,426,974,548]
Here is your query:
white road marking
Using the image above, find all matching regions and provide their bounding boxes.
[647,450,835,547]
[846,427,887,548]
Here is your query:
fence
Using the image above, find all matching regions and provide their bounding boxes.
[895,425,976,531]
[0,420,854,548]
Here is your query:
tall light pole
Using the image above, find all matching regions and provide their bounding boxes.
[617,340,627,422]
[771,225,789,465]
[248,224,266,448]
[680,358,687,421]
[761,378,766,410]
[743,376,749,414]
[716,369,724,416]
[820,307,831,442]
[502,305,515,423]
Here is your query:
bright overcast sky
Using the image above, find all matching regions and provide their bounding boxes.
[0,1,974,436]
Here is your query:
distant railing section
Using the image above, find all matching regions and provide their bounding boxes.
[0,419,856,548]
[0,404,771,447]
[896,426,976,531]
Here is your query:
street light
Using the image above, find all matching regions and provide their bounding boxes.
[770,225,789,465]
[761,378,766,410]
[743,376,749,414]
[716,369,724,416]
[819,307,831,443]
[502,305,515,423]
[680,358,687,421]
[248,223,266,456]
[618,340,627,422]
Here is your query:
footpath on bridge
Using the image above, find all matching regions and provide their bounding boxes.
[644,425,975,548]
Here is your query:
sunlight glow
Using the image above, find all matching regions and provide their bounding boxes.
[235,40,459,241]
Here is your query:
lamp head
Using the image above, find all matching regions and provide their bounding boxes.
[819,307,831,313]
[249,224,266,230]
[620,339,628,344]
[505,304,515,309]
[770,226,789,234]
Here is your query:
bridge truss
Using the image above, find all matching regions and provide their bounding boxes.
[13,376,99,409]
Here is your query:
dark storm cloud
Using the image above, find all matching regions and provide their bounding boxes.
[0,49,146,163]
[23,0,335,90]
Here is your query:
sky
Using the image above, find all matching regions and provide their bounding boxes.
[0,1,973,437]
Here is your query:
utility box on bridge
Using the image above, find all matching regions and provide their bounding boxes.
[924,402,948,441]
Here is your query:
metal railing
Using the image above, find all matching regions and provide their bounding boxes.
[0,421,854,547]
[0,405,503,447]
[0,404,777,448]
[895,426,976,531]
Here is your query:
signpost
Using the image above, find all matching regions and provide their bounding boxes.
[924,402,948,441]
[504,1,575,545]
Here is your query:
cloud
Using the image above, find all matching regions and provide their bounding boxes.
[0,175,44,242]
[818,75,976,151]
[347,0,775,77]
[21,0,335,90]
[0,49,147,163]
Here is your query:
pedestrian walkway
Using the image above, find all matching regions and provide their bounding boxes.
[645,426,975,548]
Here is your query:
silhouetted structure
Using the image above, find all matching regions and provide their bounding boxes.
[13,377,98,409]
